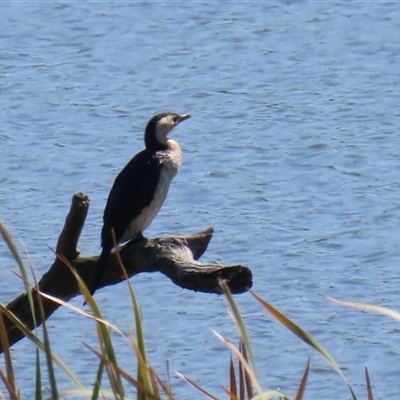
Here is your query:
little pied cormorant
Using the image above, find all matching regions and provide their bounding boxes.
[89,112,191,296]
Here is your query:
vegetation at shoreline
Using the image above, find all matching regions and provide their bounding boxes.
[0,220,384,399]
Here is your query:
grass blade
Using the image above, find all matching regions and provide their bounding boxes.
[240,340,253,399]
[250,290,358,400]
[294,357,310,400]
[220,281,257,377]
[327,296,400,322]
[97,321,124,399]
[128,332,164,400]
[30,267,58,399]
[365,367,374,400]
[90,357,105,400]
[229,356,237,399]
[176,372,219,400]
[147,362,174,400]
[0,220,37,328]
[213,331,263,396]
[220,385,239,400]
[237,350,244,400]
[0,367,19,400]
[0,308,17,399]
[35,349,42,400]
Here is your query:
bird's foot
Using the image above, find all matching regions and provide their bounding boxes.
[134,232,147,243]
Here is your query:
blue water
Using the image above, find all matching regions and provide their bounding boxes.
[1,1,400,398]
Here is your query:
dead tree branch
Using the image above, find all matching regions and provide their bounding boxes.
[0,192,252,352]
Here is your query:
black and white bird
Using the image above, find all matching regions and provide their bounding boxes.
[89,112,191,296]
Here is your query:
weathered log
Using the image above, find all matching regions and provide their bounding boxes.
[0,193,252,352]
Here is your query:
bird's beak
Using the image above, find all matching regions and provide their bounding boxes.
[176,114,191,124]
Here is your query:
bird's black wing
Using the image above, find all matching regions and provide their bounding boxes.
[101,149,164,248]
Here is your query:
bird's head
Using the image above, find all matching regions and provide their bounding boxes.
[145,112,191,150]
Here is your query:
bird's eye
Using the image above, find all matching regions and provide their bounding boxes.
[172,115,179,123]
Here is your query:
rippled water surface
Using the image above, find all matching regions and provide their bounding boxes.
[1,2,400,398]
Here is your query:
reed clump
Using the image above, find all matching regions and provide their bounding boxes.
[0,221,380,399]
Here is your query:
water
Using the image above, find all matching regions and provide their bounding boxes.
[1,1,400,398]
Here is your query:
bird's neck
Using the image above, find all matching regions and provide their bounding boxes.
[165,137,180,151]
[145,125,167,150]
[165,138,182,168]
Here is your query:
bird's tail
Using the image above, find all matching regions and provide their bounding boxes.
[88,246,112,297]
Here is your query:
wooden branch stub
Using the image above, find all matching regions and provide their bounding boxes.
[0,193,253,352]
[56,192,90,259]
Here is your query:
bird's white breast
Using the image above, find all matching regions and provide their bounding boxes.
[120,139,182,242]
